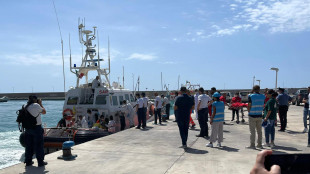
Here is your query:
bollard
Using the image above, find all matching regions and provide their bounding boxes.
[57,141,77,160]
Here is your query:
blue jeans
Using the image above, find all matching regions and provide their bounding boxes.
[264,119,275,143]
[303,108,310,129]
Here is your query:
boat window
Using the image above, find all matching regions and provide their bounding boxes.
[95,95,107,105]
[119,96,124,105]
[130,94,135,102]
[125,94,129,101]
[67,97,78,105]
[112,96,118,106]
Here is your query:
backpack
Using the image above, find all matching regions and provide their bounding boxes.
[16,105,38,131]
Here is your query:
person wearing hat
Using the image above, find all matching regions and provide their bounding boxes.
[263,89,278,147]
[247,85,265,149]
[24,95,48,167]
[276,87,292,132]
[206,92,225,147]
[174,87,195,148]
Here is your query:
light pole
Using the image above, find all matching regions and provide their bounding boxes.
[270,67,279,89]
[253,76,255,87]
[256,80,261,86]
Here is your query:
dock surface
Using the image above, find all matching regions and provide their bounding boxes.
[1,105,310,174]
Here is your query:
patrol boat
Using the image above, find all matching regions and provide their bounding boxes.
[42,21,150,153]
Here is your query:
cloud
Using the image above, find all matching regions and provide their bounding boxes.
[236,0,310,33]
[127,53,157,61]
[158,61,178,65]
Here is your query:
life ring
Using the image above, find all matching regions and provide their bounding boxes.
[63,108,74,116]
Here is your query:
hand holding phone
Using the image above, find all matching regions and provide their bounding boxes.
[265,153,310,174]
[250,150,280,174]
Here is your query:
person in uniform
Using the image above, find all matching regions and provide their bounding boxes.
[174,87,195,148]
[136,93,144,129]
[24,95,48,167]
[196,87,212,137]
[276,87,292,132]
[142,92,148,128]
[154,93,163,125]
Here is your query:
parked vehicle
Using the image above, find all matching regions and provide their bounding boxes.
[240,91,251,103]
[292,89,308,106]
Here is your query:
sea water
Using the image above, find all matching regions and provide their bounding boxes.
[0,100,64,169]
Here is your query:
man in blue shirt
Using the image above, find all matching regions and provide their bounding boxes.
[174,87,195,148]
[276,88,292,131]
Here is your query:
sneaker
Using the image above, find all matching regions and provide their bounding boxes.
[264,143,270,147]
[303,128,308,133]
[231,119,234,121]
[241,119,245,123]
[236,120,240,124]
[217,143,222,147]
[246,145,256,149]
[38,161,48,167]
[135,126,140,129]
[182,145,187,148]
[256,145,263,149]
[153,123,158,125]
[270,142,275,148]
[206,143,213,147]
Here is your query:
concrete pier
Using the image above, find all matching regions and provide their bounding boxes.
[1,105,310,174]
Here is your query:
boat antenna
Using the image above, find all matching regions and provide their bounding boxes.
[97,30,100,69]
[52,0,66,94]
[122,66,124,88]
[108,37,111,81]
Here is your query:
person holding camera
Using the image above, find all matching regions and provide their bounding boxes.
[24,95,47,167]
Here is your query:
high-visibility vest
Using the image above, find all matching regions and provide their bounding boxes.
[249,93,265,116]
[212,101,224,122]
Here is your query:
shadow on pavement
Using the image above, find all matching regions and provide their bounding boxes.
[273,145,302,151]
[216,146,239,152]
[140,126,154,131]
[185,147,208,154]
[270,150,288,154]
[286,130,304,135]
[23,166,48,174]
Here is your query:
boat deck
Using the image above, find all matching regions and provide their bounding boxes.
[1,105,310,174]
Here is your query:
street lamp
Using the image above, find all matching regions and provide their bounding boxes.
[270,67,279,89]
[253,76,255,87]
[256,80,261,86]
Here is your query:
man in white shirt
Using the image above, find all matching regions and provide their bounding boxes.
[163,95,171,120]
[92,76,100,90]
[194,89,199,119]
[196,87,212,138]
[136,93,145,129]
[24,95,47,167]
[142,93,148,128]
[154,93,163,125]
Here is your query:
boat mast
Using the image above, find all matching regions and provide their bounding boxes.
[69,19,111,89]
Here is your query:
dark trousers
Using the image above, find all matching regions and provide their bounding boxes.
[177,116,190,146]
[279,105,288,130]
[25,125,44,164]
[166,104,171,119]
[143,107,147,128]
[120,115,126,130]
[232,109,239,121]
[137,108,144,128]
[154,108,162,124]
[198,108,208,137]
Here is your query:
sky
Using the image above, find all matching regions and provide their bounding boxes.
[1,0,310,93]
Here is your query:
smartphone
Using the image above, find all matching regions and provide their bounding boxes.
[264,154,310,174]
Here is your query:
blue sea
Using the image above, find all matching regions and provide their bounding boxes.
[0,100,64,169]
